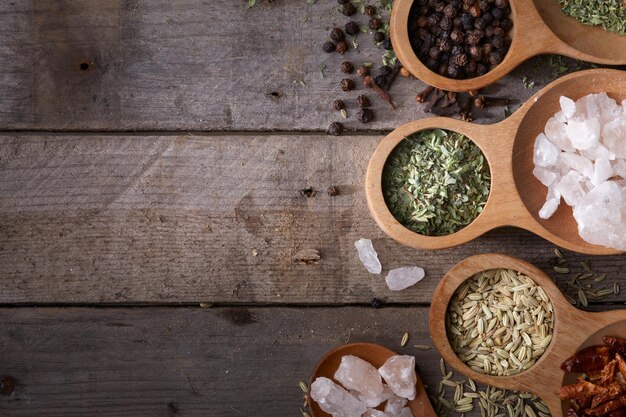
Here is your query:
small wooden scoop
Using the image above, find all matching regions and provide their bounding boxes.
[365,69,625,255]
[429,254,626,417]
[391,0,626,92]
[309,343,436,417]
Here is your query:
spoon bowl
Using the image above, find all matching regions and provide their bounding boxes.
[309,343,436,417]
[391,0,626,92]
[429,254,626,417]
[365,69,625,254]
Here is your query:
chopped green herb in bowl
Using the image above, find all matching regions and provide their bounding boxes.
[382,129,491,236]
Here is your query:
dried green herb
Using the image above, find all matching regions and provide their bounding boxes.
[559,0,626,35]
[382,129,491,236]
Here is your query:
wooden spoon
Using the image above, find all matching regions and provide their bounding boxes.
[391,0,626,92]
[309,342,436,417]
[365,68,625,255]
[429,253,626,417]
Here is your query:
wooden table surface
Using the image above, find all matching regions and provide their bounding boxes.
[0,1,624,416]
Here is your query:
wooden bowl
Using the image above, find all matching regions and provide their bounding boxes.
[429,253,626,417]
[391,0,626,92]
[309,343,436,417]
[365,69,625,255]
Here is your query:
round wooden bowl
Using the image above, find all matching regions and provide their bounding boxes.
[365,69,625,255]
[309,343,436,417]
[391,0,626,92]
[429,253,626,417]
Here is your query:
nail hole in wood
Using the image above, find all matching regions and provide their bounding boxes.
[80,63,90,71]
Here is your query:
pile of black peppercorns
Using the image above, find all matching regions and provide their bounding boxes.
[408,0,512,79]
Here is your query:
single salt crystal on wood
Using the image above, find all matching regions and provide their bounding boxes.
[354,238,382,274]
[565,118,601,150]
[556,171,586,206]
[573,181,626,251]
[351,385,393,408]
[378,355,417,400]
[385,267,425,291]
[533,166,559,187]
[560,96,576,119]
[363,409,391,417]
[335,355,384,398]
[533,133,560,167]
[397,408,414,417]
[591,158,613,186]
[384,395,408,417]
[310,377,367,417]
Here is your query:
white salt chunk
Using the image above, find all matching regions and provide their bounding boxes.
[613,160,626,179]
[581,143,616,161]
[556,171,586,206]
[397,408,415,417]
[560,96,576,119]
[576,93,621,124]
[539,185,561,220]
[533,166,559,187]
[351,385,393,408]
[544,116,575,152]
[354,238,382,274]
[565,117,601,150]
[592,158,613,186]
[602,117,626,158]
[573,181,626,251]
[310,377,367,417]
[559,152,593,178]
[378,355,417,401]
[335,355,384,398]
[384,395,409,417]
[554,110,567,123]
[533,133,560,167]
[363,409,390,417]
[385,267,425,291]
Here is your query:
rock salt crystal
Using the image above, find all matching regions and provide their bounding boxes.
[533,93,626,250]
[378,355,417,401]
[385,267,425,291]
[397,408,414,417]
[363,409,391,417]
[310,377,367,417]
[352,385,393,408]
[384,395,408,417]
[354,238,382,274]
[335,355,384,399]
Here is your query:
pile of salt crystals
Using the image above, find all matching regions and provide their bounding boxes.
[533,93,626,250]
[310,355,417,417]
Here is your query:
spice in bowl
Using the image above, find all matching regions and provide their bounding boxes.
[408,0,513,79]
[559,336,626,417]
[446,268,555,376]
[559,0,626,35]
[382,128,490,236]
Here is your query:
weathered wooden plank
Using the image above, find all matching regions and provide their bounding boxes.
[0,0,541,131]
[0,134,624,304]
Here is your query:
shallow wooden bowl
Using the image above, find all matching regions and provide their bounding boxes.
[429,253,626,417]
[309,342,436,417]
[391,0,626,92]
[365,69,625,255]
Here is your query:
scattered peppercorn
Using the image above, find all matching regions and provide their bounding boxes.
[330,27,345,42]
[345,21,359,35]
[0,376,15,395]
[333,99,345,111]
[357,65,370,77]
[341,61,354,74]
[322,41,336,53]
[371,298,383,308]
[356,94,371,108]
[369,17,382,30]
[328,122,344,136]
[374,74,387,87]
[382,38,392,50]
[336,40,349,54]
[341,2,356,16]
[327,185,340,197]
[373,31,385,43]
[358,108,374,123]
[337,0,349,4]
[364,4,376,16]
[378,65,392,76]
[340,78,355,91]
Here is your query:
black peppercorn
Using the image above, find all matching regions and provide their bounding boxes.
[451,52,468,67]
[436,38,452,52]
[447,64,460,78]
[364,5,376,16]
[485,25,495,37]
[340,78,354,91]
[469,45,482,61]
[440,16,452,30]
[341,3,356,16]
[417,15,429,28]
[382,38,392,50]
[450,30,464,44]
[482,42,493,55]
[358,108,374,123]
[322,41,336,53]
[466,60,478,75]
[327,186,340,196]
[476,63,488,75]
[466,30,482,45]
[374,31,385,43]
[356,94,370,108]
[474,16,487,29]
[479,0,490,11]
[491,7,503,20]
[495,0,508,8]
[453,16,462,28]
[330,28,345,42]
[337,0,349,4]
[356,66,370,77]
[378,65,392,76]
[333,99,345,111]
[461,13,473,30]
[429,46,441,59]
[345,21,360,35]
[0,376,15,395]
[443,4,457,18]
[427,14,440,27]
[437,63,449,75]
[489,50,504,65]
[336,40,349,54]
[341,61,354,74]
[374,74,387,87]
[370,298,383,308]
[468,5,481,18]
[500,18,513,31]
[491,35,504,49]
[328,122,344,136]
[451,44,464,56]
[369,17,382,30]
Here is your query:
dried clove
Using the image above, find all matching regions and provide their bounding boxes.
[363,76,395,109]
[424,88,445,112]
[416,85,435,103]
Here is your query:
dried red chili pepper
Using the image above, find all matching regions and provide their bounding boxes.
[591,382,624,409]
[586,397,626,416]
[561,346,613,373]
[603,336,626,354]
[558,381,608,399]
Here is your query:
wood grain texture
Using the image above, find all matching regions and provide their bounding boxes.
[0,0,539,131]
[0,306,435,417]
[0,134,624,304]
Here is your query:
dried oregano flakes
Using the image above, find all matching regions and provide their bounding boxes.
[382,128,491,236]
